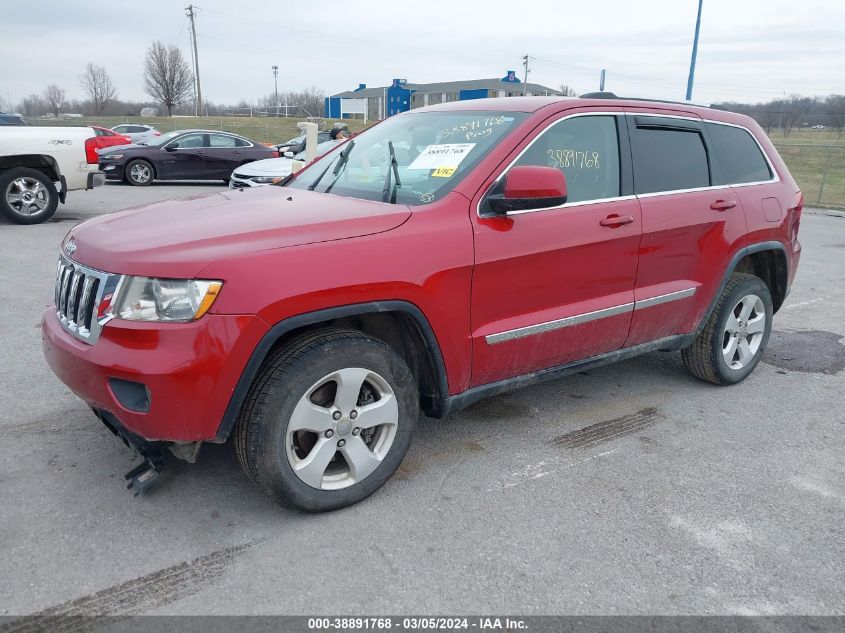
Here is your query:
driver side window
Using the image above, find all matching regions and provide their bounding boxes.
[174,133,205,149]
[513,115,621,204]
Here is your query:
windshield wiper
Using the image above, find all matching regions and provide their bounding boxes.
[381,140,401,204]
[308,140,355,192]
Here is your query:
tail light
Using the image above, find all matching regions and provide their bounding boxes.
[788,191,803,242]
[84,137,99,164]
[272,150,280,158]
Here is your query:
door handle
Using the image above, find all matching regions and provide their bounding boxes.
[710,199,737,211]
[600,214,635,227]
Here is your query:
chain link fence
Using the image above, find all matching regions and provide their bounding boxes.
[773,143,845,209]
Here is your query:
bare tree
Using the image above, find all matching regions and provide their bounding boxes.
[18,94,44,117]
[827,95,845,137]
[782,95,812,137]
[559,84,577,97]
[43,85,66,117]
[143,41,193,116]
[80,63,117,115]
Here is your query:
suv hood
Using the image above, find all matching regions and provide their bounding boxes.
[64,186,411,277]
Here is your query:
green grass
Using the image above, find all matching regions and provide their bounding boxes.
[26,116,845,209]
[773,141,845,209]
[26,115,369,146]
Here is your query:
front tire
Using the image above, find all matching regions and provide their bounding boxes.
[124,159,154,186]
[682,273,773,385]
[234,329,418,512]
[0,168,59,224]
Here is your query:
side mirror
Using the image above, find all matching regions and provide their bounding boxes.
[486,165,567,215]
[283,151,295,158]
[165,143,178,151]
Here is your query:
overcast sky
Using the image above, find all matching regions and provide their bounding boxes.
[1,0,843,110]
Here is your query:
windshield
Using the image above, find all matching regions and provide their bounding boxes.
[285,111,526,205]
[140,131,181,146]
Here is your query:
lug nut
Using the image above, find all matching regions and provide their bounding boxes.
[325,429,335,438]
[337,439,346,447]
[352,427,360,436]
[350,410,358,420]
[332,411,342,421]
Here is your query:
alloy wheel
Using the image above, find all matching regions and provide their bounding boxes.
[722,294,766,370]
[5,177,50,217]
[286,367,399,490]
[129,163,151,184]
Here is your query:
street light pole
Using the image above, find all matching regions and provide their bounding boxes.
[685,0,704,101]
[272,65,279,117]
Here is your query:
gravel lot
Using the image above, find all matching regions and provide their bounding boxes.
[0,182,843,616]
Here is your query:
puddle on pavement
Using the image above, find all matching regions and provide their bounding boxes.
[764,330,845,374]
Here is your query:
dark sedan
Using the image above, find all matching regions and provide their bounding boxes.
[98,129,277,186]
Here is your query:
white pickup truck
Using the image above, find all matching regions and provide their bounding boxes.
[0,126,105,224]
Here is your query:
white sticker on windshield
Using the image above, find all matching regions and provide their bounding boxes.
[408,143,476,170]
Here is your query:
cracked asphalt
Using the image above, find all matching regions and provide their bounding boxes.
[0,182,842,616]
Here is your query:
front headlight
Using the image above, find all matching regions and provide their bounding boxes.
[112,277,223,322]
[251,176,284,184]
[101,154,123,160]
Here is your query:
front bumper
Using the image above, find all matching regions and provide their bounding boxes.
[42,308,269,442]
[100,162,125,180]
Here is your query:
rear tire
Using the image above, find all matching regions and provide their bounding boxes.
[0,167,59,224]
[234,329,418,512]
[124,159,154,186]
[682,273,773,385]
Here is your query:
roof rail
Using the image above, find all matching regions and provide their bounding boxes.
[580,92,710,108]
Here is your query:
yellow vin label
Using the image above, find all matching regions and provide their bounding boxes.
[432,167,456,178]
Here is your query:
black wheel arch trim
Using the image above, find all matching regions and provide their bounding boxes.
[696,240,789,334]
[214,300,450,442]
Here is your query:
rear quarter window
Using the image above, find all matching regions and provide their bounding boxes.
[706,123,772,184]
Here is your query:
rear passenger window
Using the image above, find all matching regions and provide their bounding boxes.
[512,115,620,203]
[632,126,710,194]
[706,123,772,184]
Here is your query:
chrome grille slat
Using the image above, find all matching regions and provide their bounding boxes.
[67,271,82,324]
[53,255,119,344]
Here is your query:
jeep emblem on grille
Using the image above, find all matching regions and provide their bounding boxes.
[64,238,77,256]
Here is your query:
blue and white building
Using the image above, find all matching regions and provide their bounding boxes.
[325,70,560,121]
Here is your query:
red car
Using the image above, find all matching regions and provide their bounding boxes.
[43,95,802,511]
[90,125,132,150]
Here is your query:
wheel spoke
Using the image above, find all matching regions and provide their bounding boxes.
[333,367,370,413]
[746,315,765,334]
[723,335,739,362]
[289,398,334,434]
[355,393,398,430]
[737,338,754,365]
[32,197,47,211]
[739,298,755,321]
[340,435,382,481]
[13,179,26,193]
[724,313,740,334]
[6,193,21,204]
[293,438,337,488]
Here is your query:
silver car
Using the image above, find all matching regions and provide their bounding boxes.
[229,139,342,189]
[110,124,160,144]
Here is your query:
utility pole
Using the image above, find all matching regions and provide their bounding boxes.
[522,55,530,96]
[685,0,704,101]
[185,4,202,116]
[272,65,279,117]
[599,69,606,92]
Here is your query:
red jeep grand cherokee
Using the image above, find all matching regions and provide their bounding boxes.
[43,96,802,511]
